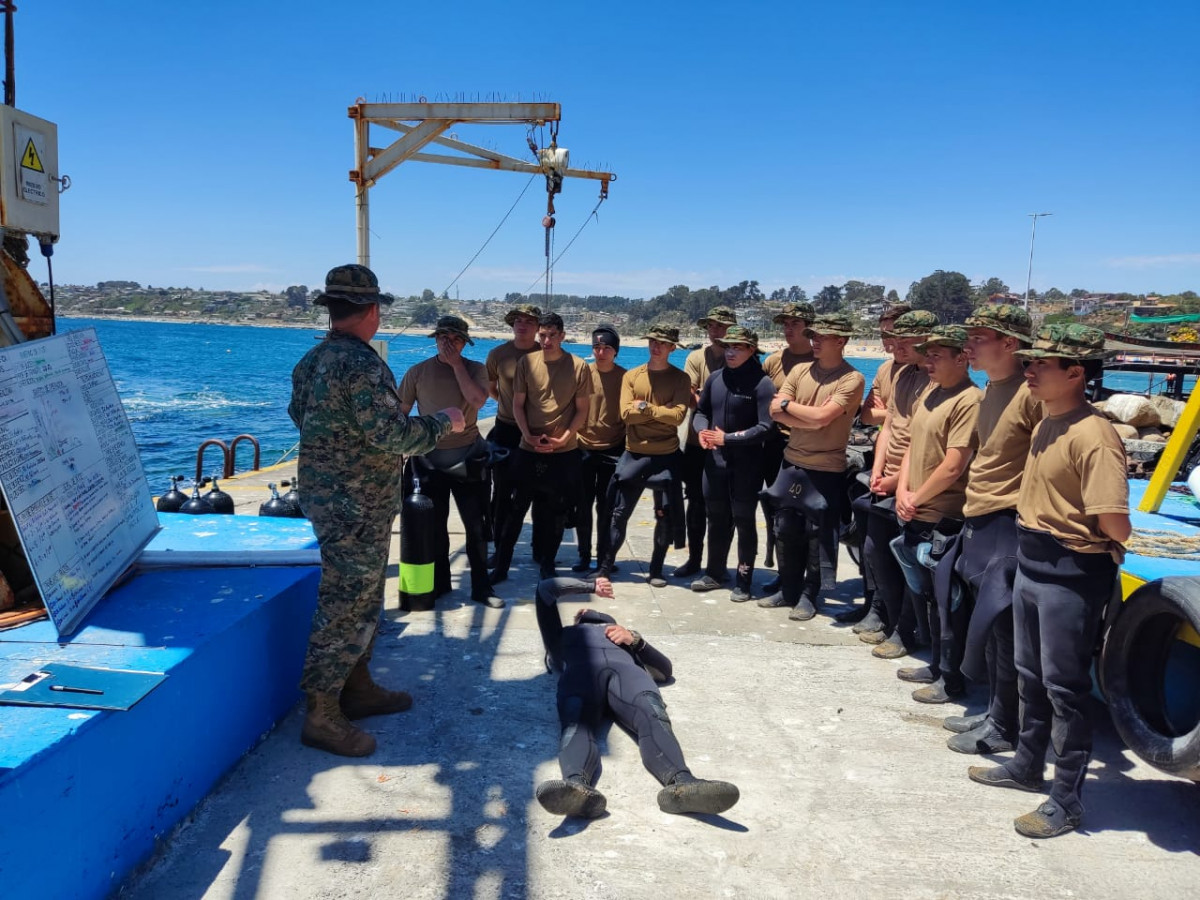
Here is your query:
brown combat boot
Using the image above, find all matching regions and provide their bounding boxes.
[301,692,376,757]
[339,659,414,720]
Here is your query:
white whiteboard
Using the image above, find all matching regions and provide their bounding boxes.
[0,328,159,635]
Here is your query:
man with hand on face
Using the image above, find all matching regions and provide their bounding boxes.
[491,312,592,583]
[398,315,503,610]
[677,306,739,579]
[970,325,1129,840]
[891,325,982,678]
[485,303,542,557]
[692,326,776,600]
[572,324,627,573]
[289,264,465,757]
[761,313,865,619]
[533,575,740,819]
[595,325,691,586]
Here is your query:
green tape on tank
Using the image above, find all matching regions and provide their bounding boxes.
[400,562,435,595]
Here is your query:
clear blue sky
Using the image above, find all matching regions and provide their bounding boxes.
[18,1,1199,301]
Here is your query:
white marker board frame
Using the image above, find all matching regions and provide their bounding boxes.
[0,328,159,635]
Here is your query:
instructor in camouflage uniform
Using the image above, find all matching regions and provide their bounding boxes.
[289,264,465,758]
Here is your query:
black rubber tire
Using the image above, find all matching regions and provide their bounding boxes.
[1101,577,1200,781]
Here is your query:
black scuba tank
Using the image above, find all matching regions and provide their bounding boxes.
[259,483,292,517]
[179,482,215,515]
[279,479,304,517]
[156,475,188,513]
[204,476,235,515]
[399,472,438,612]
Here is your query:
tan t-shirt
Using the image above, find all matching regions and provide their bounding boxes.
[907,379,982,522]
[963,375,1043,518]
[621,363,691,455]
[863,357,898,416]
[513,351,592,452]
[1017,404,1129,556]
[780,361,866,472]
[764,348,816,439]
[578,362,627,450]
[684,345,726,447]
[397,356,489,450]
[485,341,540,424]
[883,364,931,478]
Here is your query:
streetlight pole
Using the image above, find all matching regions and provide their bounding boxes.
[1024,212,1053,310]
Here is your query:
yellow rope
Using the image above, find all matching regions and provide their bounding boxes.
[1127,528,1200,560]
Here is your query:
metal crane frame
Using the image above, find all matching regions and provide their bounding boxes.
[348,101,615,267]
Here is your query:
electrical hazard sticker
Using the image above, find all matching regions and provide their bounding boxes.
[20,137,44,173]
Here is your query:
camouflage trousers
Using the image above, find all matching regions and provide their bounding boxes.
[301,511,394,693]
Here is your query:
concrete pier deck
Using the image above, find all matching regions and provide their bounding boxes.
[121,458,1200,900]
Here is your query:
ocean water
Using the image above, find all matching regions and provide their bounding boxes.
[59,317,892,491]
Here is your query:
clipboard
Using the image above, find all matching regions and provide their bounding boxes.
[0,662,167,710]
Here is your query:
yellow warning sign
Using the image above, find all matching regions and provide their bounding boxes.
[21,137,44,173]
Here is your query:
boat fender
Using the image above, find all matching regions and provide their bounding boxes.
[1101,576,1200,781]
[204,476,235,515]
[155,475,188,513]
[399,474,438,612]
[1188,466,1200,501]
[179,482,216,515]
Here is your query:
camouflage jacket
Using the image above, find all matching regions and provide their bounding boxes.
[289,330,450,521]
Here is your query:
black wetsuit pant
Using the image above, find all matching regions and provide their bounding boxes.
[863,497,915,642]
[954,510,1020,737]
[759,430,787,566]
[703,448,763,581]
[535,581,688,787]
[575,445,622,566]
[765,463,844,605]
[493,448,582,575]
[599,450,681,578]
[1006,527,1118,818]
[681,443,708,566]
[487,419,522,546]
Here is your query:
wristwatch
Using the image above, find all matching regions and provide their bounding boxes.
[637,400,649,413]
[780,399,791,413]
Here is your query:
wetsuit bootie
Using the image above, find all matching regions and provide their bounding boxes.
[943,712,988,734]
[536,777,607,818]
[967,764,1044,793]
[657,773,740,815]
[946,719,1015,755]
[834,605,869,624]
[673,559,702,579]
[691,575,725,592]
[788,594,817,621]
[852,609,886,634]
[896,665,937,684]
[571,557,592,573]
[1015,801,1079,839]
[340,660,413,720]
[302,692,376,757]
[872,634,909,659]
[730,567,754,603]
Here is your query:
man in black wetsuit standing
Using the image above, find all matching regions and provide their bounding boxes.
[534,576,740,818]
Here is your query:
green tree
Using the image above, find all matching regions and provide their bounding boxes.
[885,288,901,305]
[842,280,884,308]
[814,285,842,313]
[1043,288,1066,302]
[409,301,441,325]
[787,285,808,303]
[972,277,1009,304]
[284,285,309,308]
[907,270,973,323]
[421,288,436,304]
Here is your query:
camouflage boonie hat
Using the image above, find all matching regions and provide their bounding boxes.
[964,304,1033,343]
[642,323,681,345]
[879,303,912,323]
[718,325,761,351]
[429,314,474,345]
[806,312,855,338]
[314,264,394,307]
[915,324,969,353]
[696,305,738,327]
[1014,324,1107,361]
[773,301,817,324]
[504,303,542,325]
[883,309,940,338]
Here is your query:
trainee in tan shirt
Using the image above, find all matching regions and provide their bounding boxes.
[513,351,592,452]
[882,364,930,478]
[963,376,1043,518]
[621,363,691,455]
[485,341,540,424]
[907,380,982,522]
[780,361,865,472]
[578,362,627,450]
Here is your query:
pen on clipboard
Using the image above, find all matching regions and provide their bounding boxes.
[49,684,104,695]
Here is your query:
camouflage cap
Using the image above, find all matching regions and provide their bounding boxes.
[964,303,1033,343]
[883,309,940,338]
[879,303,912,323]
[806,312,855,338]
[696,305,738,327]
[915,324,969,354]
[772,301,817,324]
[1014,323,1107,361]
[429,314,474,346]
[504,303,543,325]
[717,325,761,351]
[314,263,394,307]
[642,323,681,345]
